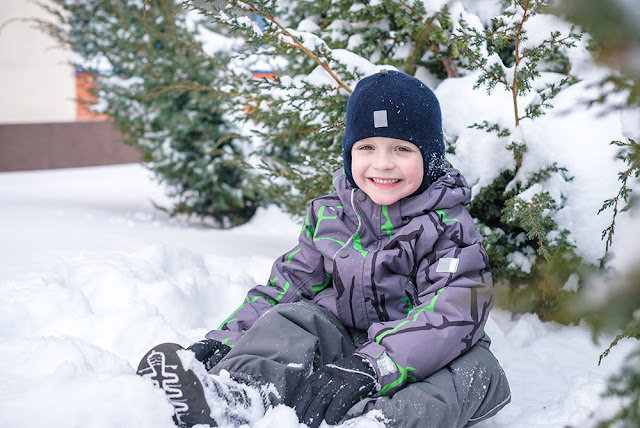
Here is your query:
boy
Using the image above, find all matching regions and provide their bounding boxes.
[137,70,511,428]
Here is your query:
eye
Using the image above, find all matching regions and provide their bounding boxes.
[395,146,413,152]
[356,144,374,151]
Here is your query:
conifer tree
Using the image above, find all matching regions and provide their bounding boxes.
[453,0,586,318]
[184,0,469,214]
[39,0,262,226]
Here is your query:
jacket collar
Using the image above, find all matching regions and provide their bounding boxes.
[332,168,472,237]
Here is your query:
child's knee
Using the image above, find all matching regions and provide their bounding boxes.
[267,300,338,326]
[450,346,511,426]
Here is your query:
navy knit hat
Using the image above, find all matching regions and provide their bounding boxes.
[342,70,446,195]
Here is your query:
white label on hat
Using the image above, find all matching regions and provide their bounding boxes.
[374,110,388,128]
[436,258,459,273]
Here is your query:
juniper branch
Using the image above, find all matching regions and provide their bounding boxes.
[232,0,352,93]
[394,0,423,19]
[599,325,640,365]
[599,139,640,263]
[511,0,532,127]
[142,84,261,104]
[527,201,553,262]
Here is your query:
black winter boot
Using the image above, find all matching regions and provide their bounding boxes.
[136,343,218,427]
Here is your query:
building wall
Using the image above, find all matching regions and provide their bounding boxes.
[0,121,141,172]
[0,0,141,171]
[0,0,76,123]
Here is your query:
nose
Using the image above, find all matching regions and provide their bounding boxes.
[372,150,394,170]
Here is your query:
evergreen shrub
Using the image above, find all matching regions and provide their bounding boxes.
[40,0,262,226]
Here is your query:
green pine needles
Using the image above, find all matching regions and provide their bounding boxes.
[503,192,565,264]
[599,138,640,264]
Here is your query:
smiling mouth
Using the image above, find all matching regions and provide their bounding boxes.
[369,178,401,185]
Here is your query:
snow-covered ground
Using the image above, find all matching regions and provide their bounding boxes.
[0,164,636,428]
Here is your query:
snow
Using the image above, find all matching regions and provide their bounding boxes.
[0,164,637,428]
[460,0,504,26]
[519,13,574,53]
[297,19,321,34]
[506,250,534,274]
[279,28,328,53]
[436,72,517,192]
[185,10,232,55]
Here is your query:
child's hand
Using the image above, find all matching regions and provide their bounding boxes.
[292,354,378,428]
[186,339,231,371]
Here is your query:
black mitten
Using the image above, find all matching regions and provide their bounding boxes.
[292,354,378,428]
[186,339,231,371]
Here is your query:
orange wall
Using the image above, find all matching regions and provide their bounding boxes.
[75,71,110,120]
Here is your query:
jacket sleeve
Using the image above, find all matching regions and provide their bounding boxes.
[205,203,328,346]
[357,207,493,396]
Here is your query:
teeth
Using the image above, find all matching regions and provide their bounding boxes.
[371,178,400,184]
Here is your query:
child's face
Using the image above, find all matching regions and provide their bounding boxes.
[351,137,423,205]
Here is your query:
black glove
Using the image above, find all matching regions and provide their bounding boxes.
[186,339,231,371]
[292,354,378,428]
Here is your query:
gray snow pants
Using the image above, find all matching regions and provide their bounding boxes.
[210,301,511,428]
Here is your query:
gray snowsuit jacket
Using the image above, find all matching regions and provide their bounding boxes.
[206,167,493,396]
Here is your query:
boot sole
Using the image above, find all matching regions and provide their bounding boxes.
[137,343,218,427]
